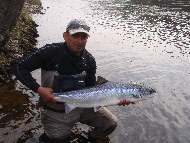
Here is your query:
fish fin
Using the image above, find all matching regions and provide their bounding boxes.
[64,103,76,114]
[94,106,103,112]
[96,76,109,85]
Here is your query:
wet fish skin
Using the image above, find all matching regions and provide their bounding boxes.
[53,82,156,114]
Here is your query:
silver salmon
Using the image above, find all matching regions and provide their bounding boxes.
[53,81,156,114]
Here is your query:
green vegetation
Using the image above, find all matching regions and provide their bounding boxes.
[11,7,32,40]
[25,0,41,5]
[12,46,19,51]
[0,55,6,67]
[11,0,41,41]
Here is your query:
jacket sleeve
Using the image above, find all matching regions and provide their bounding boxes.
[12,44,58,92]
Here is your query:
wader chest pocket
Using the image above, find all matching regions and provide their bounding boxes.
[53,74,85,93]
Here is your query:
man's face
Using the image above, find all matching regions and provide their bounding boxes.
[63,32,88,56]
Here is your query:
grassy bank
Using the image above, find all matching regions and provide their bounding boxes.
[0,0,42,83]
[11,0,42,41]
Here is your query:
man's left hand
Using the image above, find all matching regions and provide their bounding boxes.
[118,99,135,106]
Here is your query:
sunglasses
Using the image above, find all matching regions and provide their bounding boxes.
[67,24,90,32]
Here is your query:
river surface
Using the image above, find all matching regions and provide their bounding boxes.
[1,0,190,142]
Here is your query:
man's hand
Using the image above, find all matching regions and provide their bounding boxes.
[37,87,57,105]
[118,99,135,106]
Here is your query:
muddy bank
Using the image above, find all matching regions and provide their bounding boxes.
[0,2,42,84]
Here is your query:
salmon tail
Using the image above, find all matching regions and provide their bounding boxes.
[96,76,109,85]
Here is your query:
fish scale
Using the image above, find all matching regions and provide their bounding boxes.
[53,82,156,114]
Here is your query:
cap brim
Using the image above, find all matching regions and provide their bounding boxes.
[69,29,89,35]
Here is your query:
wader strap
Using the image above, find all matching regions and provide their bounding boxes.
[82,49,88,77]
[54,42,65,71]
[82,49,87,65]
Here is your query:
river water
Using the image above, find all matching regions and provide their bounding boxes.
[1,0,190,142]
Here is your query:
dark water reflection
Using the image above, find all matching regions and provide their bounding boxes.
[0,80,42,143]
[1,0,190,142]
[131,0,190,12]
[89,0,190,57]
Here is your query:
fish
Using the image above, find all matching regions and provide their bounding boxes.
[53,78,156,114]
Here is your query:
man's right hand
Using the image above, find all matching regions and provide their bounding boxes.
[37,87,57,105]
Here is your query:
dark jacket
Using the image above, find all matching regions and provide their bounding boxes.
[12,42,96,93]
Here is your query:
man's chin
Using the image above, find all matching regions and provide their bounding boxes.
[73,48,84,55]
[76,47,84,51]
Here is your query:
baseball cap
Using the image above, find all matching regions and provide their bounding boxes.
[66,19,90,35]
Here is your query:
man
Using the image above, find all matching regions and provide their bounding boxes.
[13,19,133,142]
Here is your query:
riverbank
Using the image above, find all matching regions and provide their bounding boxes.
[0,1,42,84]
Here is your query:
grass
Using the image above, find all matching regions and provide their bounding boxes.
[25,0,41,5]
[0,55,6,67]
[11,8,31,40]
[11,0,40,39]
[10,1,39,54]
